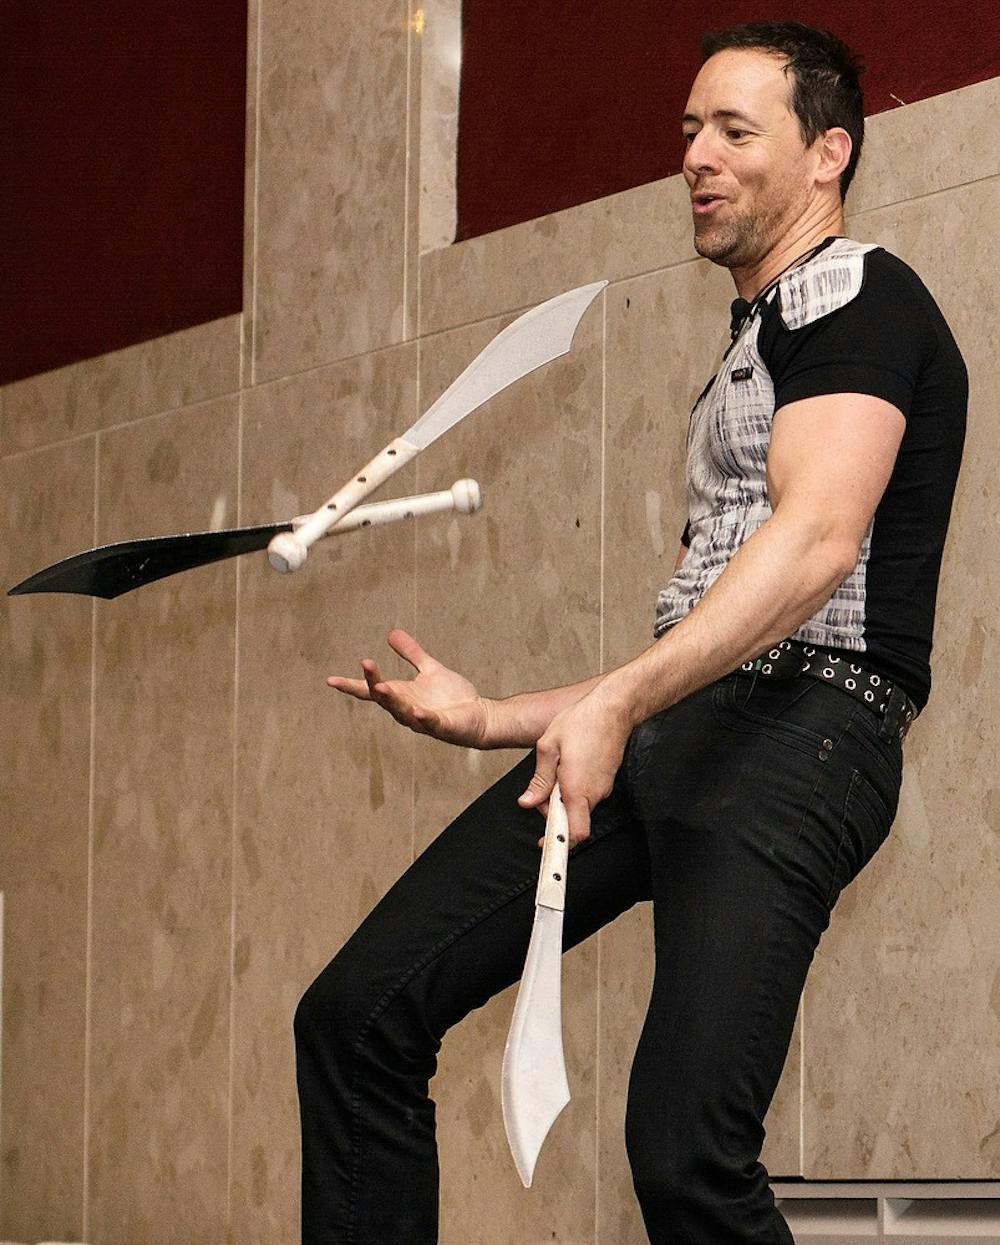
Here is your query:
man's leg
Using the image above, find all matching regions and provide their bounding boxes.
[622,674,901,1244]
[294,750,652,1245]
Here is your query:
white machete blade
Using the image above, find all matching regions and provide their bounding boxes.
[405,281,607,450]
[501,905,570,1187]
[501,784,571,1188]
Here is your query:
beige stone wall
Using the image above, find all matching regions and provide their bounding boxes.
[2,0,998,1237]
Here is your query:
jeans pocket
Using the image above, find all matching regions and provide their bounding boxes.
[826,765,900,908]
[713,676,841,757]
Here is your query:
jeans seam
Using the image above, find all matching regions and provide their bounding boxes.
[823,770,857,909]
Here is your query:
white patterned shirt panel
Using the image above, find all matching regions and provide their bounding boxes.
[654,238,879,650]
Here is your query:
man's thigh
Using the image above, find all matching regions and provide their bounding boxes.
[622,675,900,1161]
[306,750,652,1039]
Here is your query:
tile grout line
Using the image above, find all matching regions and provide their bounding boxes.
[401,0,414,344]
[411,88,422,870]
[226,395,245,1238]
[800,986,806,1174]
[594,288,608,1245]
[0,894,4,1222]
[846,165,1000,221]
[599,291,607,675]
[410,330,422,866]
[81,432,99,1241]
[247,0,265,390]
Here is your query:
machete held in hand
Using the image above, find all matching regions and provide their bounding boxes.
[501,781,572,1188]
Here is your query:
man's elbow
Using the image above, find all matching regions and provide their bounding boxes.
[821,530,865,589]
[774,506,865,590]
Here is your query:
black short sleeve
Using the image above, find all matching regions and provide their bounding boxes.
[758,250,937,417]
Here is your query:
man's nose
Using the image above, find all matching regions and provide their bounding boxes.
[683,129,721,176]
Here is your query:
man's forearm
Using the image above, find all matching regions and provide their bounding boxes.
[596,511,858,730]
[483,674,607,749]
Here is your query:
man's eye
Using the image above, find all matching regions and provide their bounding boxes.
[726,129,748,141]
[682,132,696,145]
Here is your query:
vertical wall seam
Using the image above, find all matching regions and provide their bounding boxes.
[0,892,4,1220]
[799,985,806,1173]
[402,1,415,344]
[599,290,607,674]
[247,0,265,388]
[226,394,244,1237]
[81,433,99,1239]
[410,517,418,866]
[594,287,608,1245]
[411,288,422,866]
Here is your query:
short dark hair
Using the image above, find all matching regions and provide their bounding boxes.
[700,22,865,199]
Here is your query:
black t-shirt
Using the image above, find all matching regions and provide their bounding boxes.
[658,238,967,711]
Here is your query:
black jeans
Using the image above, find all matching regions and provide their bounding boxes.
[295,672,903,1244]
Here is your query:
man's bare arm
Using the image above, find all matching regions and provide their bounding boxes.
[521,392,907,842]
[332,542,692,748]
[328,629,606,749]
[594,392,906,726]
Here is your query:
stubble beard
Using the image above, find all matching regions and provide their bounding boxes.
[692,208,767,271]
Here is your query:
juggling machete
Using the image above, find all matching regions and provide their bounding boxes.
[6,482,481,600]
[267,278,608,570]
[8,279,607,597]
[501,782,572,1187]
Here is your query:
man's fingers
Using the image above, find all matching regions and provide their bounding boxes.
[362,660,388,702]
[518,760,556,809]
[560,792,592,846]
[326,675,373,700]
[387,628,432,673]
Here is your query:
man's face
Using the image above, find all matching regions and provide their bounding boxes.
[681,48,819,270]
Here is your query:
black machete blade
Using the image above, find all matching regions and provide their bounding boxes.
[7,522,294,600]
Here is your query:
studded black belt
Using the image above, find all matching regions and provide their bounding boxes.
[736,639,918,742]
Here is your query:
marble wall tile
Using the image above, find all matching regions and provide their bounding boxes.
[418,0,461,254]
[87,398,238,1243]
[0,442,94,1243]
[252,1,413,384]
[805,179,1000,1178]
[411,299,604,1240]
[231,342,419,1243]
[847,77,1000,218]
[420,175,695,340]
[0,316,241,457]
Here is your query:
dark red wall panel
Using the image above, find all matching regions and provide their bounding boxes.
[0,1,247,384]
[457,0,1000,241]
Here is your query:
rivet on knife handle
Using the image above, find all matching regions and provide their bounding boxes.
[536,785,570,910]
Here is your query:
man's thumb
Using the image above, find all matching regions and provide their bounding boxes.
[518,766,554,807]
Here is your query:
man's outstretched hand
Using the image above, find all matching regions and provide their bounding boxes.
[327,629,494,749]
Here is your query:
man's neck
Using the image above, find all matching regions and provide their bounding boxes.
[732,205,846,301]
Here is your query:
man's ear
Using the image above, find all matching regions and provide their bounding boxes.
[815,126,852,188]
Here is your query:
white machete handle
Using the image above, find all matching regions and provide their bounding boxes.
[268,435,421,573]
[536,783,570,911]
[291,479,481,539]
